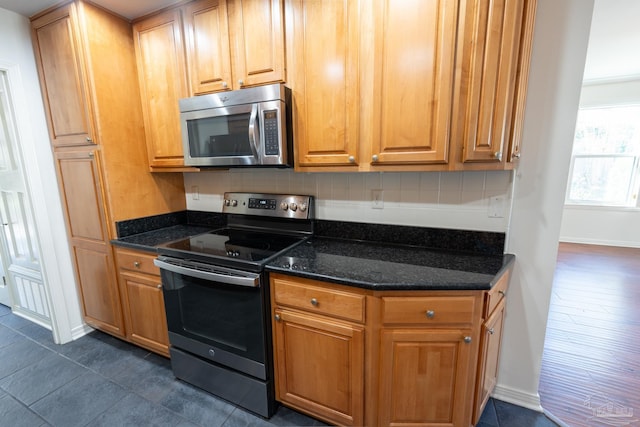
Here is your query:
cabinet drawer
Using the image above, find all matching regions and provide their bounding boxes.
[485,270,510,318]
[116,249,160,276]
[382,296,477,326]
[273,278,365,323]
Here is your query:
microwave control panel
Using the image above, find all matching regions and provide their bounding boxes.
[263,110,280,156]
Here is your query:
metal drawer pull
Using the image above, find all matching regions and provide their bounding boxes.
[426,310,435,318]
[464,336,472,343]
[310,298,319,307]
[134,261,141,268]
[157,284,162,289]
[498,290,506,297]
[488,328,495,335]
[275,314,281,321]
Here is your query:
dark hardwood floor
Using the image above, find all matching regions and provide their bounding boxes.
[539,243,640,427]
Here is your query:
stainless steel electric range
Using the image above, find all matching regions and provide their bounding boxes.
[154,193,313,418]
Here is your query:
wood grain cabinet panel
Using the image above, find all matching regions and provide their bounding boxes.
[228,0,285,88]
[32,4,95,147]
[116,248,169,357]
[451,0,537,169]
[285,0,360,169]
[31,0,185,343]
[378,328,475,427]
[370,0,458,167]
[273,309,364,427]
[184,0,233,95]
[133,9,189,169]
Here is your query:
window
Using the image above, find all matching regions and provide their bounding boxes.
[566,105,640,207]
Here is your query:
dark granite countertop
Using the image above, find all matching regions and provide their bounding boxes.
[265,237,514,291]
[110,211,513,290]
[111,224,215,253]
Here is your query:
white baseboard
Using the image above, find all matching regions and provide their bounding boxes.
[69,323,94,342]
[11,307,52,330]
[492,384,543,412]
[559,236,640,248]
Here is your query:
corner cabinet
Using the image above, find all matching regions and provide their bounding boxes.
[270,270,512,427]
[134,0,286,169]
[31,1,185,341]
[288,0,536,172]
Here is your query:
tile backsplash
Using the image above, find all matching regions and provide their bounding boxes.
[184,169,514,232]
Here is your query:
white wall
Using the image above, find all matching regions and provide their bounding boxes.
[0,8,85,343]
[559,79,640,248]
[497,0,594,411]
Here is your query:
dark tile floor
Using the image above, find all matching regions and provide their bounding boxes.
[0,304,557,427]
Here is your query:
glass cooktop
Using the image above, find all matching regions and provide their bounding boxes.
[160,228,305,264]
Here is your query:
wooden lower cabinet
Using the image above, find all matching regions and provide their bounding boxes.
[115,248,170,357]
[379,329,475,427]
[273,309,364,426]
[270,272,511,427]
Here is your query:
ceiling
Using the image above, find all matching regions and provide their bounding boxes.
[0,0,179,20]
[0,0,638,83]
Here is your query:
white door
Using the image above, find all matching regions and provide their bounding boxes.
[0,70,50,322]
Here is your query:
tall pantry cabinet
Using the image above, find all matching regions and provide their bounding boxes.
[31,1,186,337]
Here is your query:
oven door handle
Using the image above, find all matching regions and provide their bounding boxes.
[154,259,260,288]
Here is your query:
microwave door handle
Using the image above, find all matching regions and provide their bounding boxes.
[248,103,260,158]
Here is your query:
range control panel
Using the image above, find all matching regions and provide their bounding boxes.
[222,192,313,220]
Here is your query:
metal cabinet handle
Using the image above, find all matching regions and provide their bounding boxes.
[310,298,319,307]
[512,152,521,159]
[426,310,435,318]
[493,151,503,161]
[348,156,355,163]
[274,314,281,321]
[488,328,495,335]
[134,261,141,268]
[238,79,244,86]
[372,154,379,162]
[222,81,228,88]
[157,284,162,289]
[88,151,95,158]
[464,336,472,343]
[498,290,506,297]
[86,137,93,143]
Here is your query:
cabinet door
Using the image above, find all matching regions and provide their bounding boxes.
[379,328,474,427]
[119,271,169,356]
[133,9,189,168]
[184,0,233,95]
[31,4,96,147]
[286,0,360,168]
[55,149,123,336]
[473,300,506,424]
[453,0,534,166]
[227,0,285,88]
[273,308,364,426]
[370,0,458,166]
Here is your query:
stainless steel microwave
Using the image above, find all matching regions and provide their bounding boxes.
[179,84,292,167]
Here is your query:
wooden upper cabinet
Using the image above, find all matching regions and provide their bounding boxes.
[184,0,233,94]
[133,9,189,169]
[227,0,286,89]
[370,0,458,167]
[451,0,536,169]
[286,0,360,169]
[31,4,96,147]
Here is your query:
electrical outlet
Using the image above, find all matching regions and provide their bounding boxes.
[191,185,199,200]
[488,196,505,218]
[372,189,384,209]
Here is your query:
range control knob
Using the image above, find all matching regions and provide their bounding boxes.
[299,203,308,212]
[280,201,289,210]
[224,199,231,206]
[231,200,238,207]
[289,202,298,211]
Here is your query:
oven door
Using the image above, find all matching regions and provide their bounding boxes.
[154,256,268,380]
